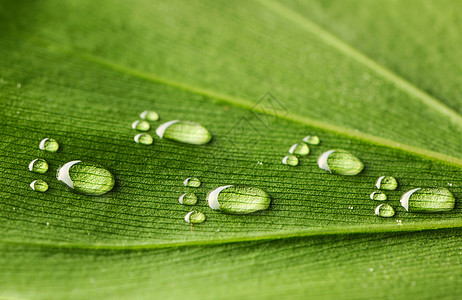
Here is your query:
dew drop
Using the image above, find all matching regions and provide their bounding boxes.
[185,211,206,224]
[134,133,153,145]
[131,120,150,131]
[28,158,48,174]
[179,193,198,205]
[140,110,159,121]
[302,135,320,145]
[39,138,59,152]
[376,176,398,190]
[317,149,364,175]
[30,180,48,192]
[400,187,455,213]
[370,191,387,201]
[375,204,395,217]
[282,155,299,166]
[183,177,201,187]
[56,161,115,196]
[288,142,310,155]
[156,120,212,145]
[207,185,271,214]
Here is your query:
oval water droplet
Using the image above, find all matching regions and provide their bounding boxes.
[39,138,59,152]
[400,187,455,212]
[370,191,387,201]
[317,149,364,175]
[185,211,206,224]
[375,204,395,217]
[288,143,309,155]
[207,185,271,214]
[28,158,48,174]
[302,135,320,145]
[376,176,398,190]
[179,193,198,205]
[134,133,153,145]
[282,155,299,166]
[156,120,212,145]
[140,110,159,121]
[184,177,201,187]
[56,161,115,196]
[131,120,150,131]
[30,180,48,192]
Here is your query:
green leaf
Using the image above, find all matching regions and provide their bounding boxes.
[0,0,461,298]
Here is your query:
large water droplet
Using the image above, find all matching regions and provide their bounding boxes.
[370,191,387,201]
[179,193,198,205]
[39,138,59,152]
[140,110,159,121]
[288,142,309,155]
[400,187,455,212]
[207,185,271,214]
[28,158,48,174]
[131,120,150,131]
[376,176,398,190]
[302,135,320,145]
[184,177,201,187]
[134,133,153,145]
[282,155,299,166]
[317,149,364,175]
[30,180,48,192]
[185,211,206,224]
[56,161,115,196]
[375,204,395,217]
[156,120,212,145]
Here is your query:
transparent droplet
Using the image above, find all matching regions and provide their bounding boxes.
[134,133,153,145]
[39,138,59,152]
[140,110,159,121]
[282,155,299,166]
[400,187,455,212]
[156,120,212,145]
[179,193,198,205]
[288,142,310,155]
[56,160,115,196]
[375,204,395,217]
[207,185,271,214]
[370,191,387,201]
[184,177,201,187]
[376,176,398,190]
[317,149,364,175]
[28,158,49,174]
[185,211,206,224]
[302,135,320,145]
[131,120,150,131]
[30,180,48,192]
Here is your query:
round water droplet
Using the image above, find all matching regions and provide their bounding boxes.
[184,177,201,187]
[179,193,198,205]
[282,155,299,166]
[317,149,364,175]
[28,158,48,174]
[39,138,59,152]
[370,191,387,201]
[185,211,206,224]
[131,120,150,131]
[288,143,310,155]
[140,110,159,121]
[207,185,271,214]
[134,133,153,145]
[56,161,115,196]
[156,120,212,145]
[400,187,455,213]
[376,176,398,190]
[302,135,320,145]
[30,180,48,192]
[375,204,395,217]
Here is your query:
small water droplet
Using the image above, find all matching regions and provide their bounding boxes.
[288,142,310,155]
[134,133,153,145]
[39,138,59,152]
[396,219,402,225]
[46,222,49,226]
[16,83,21,88]
[348,206,354,210]
[183,177,201,187]
[185,211,206,224]
[317,149,364,175]
[179,193,198,205]
[28,158,49,174]
[207,185,271,214]
[375,176,398,190]
[131,120,150,131]
[447,182,453,187]
[282,155,299,166]
[156,120,212,145]
[57,161,115,196]
[302,135,320,145]
[256,161,263,166]
[400,187,455,212]
[370,191,387,201]
[140,110,159,121]
[375,204,395,217]
[30,180,49,192]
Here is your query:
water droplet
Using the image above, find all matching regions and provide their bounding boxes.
[370,191,387,201]
[183,177,201,187]
[39,138,59,152]
[185,211,206,224]
[302,135,320,145]
[131,120,150,131]
[30,180,48,192]
[282,155,299,166]
[207,185,271,214]
[375,176,398,190]
[16,83,21,88]
[374,204,395,217]
[56,161,115,196]
[140,110,159,121]
[288,142,310,155]
[447,182,453,187]
[396,219,403,225]
[156,120,212,145]
[28,158,48,174]
[256,161,263,166]
[134,133,153,145]
[400,187,455,212]
[46,222,49,226]
[179,193,198,205]
[317,149,364,175]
